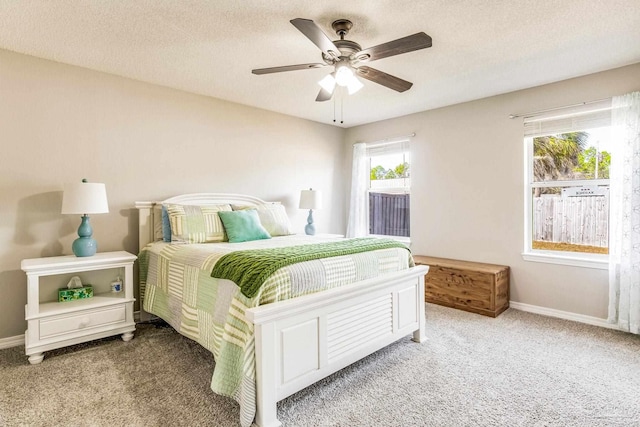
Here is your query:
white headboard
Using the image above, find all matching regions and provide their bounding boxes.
[134,193,270,250]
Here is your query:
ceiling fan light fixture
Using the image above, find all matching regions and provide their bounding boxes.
[334,64,354,87]
[347,77,364,95]
[318,74,336,93]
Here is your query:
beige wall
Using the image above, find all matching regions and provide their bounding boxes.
[0,49,346,339]
[2,46,638,341]
[345,63,640,320]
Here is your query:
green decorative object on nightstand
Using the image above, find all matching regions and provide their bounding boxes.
[58,286,93,302]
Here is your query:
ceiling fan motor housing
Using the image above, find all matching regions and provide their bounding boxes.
[321,20,371,65]
[322,39,362,64]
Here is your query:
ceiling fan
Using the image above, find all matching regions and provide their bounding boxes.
[252,18,432,102]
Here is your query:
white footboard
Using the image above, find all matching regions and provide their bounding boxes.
[246,265,429,427]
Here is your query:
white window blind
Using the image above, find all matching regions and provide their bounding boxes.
[523,99,612,137]
[365,138,410,156]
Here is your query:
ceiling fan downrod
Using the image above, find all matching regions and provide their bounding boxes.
[331,19,353,40]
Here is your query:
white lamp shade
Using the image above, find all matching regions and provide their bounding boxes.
[334,65,354,87]
[61,182,109,214]
[299,189,322,210]
[318,74,336,93]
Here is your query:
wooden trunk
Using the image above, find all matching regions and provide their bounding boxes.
[413,255,510,317]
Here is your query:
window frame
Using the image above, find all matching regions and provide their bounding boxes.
[522,136,609,269]
[366,140,411,241]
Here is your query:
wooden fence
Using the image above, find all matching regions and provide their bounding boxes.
[369,192,410,237]
[533,195,609,247]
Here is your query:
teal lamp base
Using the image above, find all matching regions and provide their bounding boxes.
[72,215,97,257]
[72,237,97,257]
[305,210,316,236]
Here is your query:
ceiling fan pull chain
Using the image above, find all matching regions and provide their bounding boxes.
[333,95,336,123]
[341,92,344,124]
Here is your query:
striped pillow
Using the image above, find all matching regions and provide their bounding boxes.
[256,204,294,236]
[164,203,232,244]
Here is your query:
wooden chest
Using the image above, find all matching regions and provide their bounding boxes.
[413,255,510,317]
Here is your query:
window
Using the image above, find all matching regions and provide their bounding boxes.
[523,101,613,268]
[347,137,412,240]
[367,140,411,238]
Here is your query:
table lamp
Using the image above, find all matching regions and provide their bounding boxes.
[61,179,109,257]
[299,188,322,235]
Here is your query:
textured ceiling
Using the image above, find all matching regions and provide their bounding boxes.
[1,1,639,128]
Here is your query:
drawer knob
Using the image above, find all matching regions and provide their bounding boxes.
[78,317,91,328]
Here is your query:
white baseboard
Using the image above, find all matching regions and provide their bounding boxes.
[0,334,24,350]
[509,301,620,330]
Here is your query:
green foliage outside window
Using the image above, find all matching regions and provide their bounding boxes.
[575,147,611,179]
[533,132,588,182]
[370,165,386,180]
[370,162,410,180]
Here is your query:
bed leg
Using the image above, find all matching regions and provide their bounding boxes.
[412,318,427,343]
[412,275,427,343]
[255,406,281,427]
[254,322,282,427]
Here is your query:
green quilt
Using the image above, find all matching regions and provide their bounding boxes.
[211,237,410,298]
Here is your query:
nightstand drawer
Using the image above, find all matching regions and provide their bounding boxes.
[40,305,126,339]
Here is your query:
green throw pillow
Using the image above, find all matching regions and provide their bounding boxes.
[218,210,272,243]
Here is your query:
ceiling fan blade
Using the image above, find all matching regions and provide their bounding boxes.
[354,32,432,62]
[290,18,340,58]
[315,86,334,102]
[252,63,327,75]
[356,66,413,92]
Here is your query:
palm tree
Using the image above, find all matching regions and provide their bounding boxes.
[533,132,589,195]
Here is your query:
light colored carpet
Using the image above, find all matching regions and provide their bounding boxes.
[1,304,639,426]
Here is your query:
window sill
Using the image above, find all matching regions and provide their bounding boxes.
[521,251,608,270]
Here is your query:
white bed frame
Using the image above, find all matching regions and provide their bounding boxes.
[136,193,429,427]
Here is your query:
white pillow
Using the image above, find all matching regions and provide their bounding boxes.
[257,204,294,236]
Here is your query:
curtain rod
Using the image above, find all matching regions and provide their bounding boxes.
[508,98,610,119]
[354,133,416,146]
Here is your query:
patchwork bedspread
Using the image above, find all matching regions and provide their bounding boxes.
[138,235,413,427]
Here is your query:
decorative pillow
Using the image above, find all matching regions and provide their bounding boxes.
[255,204,294,236]
[218,209,271,243]
[231,204,254,211]
[161,205,171,242]
[164,203,232,244]
[231,201,281,211]
[153,205,164,241]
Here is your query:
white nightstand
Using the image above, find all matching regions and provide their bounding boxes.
[21,251,137,364]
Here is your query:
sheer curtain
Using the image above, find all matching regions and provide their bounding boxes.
[608,91,640,334]
[346,143,369,237]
